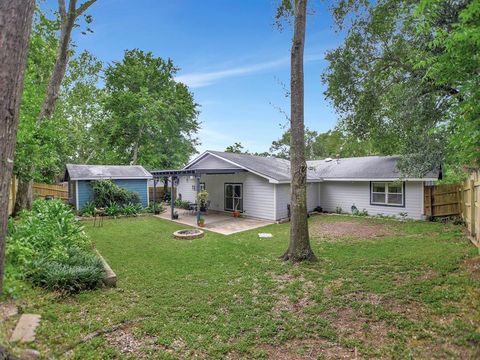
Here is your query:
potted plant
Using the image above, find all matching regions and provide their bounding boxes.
[197,216,205,227]
[232,199,241,218]
[197,190,209,213]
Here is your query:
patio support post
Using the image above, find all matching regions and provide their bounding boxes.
[196,176,201,225]
[170,176,175,220]
[152,177,157,213]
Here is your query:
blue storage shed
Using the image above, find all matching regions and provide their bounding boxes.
[64,164,152,210]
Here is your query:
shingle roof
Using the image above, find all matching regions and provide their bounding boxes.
[307,156,439,180]
[65,164,152,180]
[200,151,439,182]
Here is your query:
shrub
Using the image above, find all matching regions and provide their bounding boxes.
[335,206,343,214]
[79,201,96,217]
[122,202,143,216]
[28,247,104,293]
[144,202,164,213]
[91,180,140,208]
[174,199,190,209]
[6,200,103,293]
[105,202,122,217]
[357,209,369,216]
[7,199,90,272]
[163,192,171,202]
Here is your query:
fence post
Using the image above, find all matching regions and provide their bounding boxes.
[470,179,476,237]
[429,186,434,217]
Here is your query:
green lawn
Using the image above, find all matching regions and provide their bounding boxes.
[4,215,480,359]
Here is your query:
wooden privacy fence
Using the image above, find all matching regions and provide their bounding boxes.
[424,170,480,246]
[424,184,461,217]
[148,187,176,202]
[33,182,68,201]
[460,170,479,246]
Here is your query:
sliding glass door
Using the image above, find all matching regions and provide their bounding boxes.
[225,183,243,212]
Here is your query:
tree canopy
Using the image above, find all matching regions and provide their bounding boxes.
[324,0,479,180]
[269,128,375,160]
[102,49,200,170]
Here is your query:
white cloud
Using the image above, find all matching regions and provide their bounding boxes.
[175,57,289,88]
[175,52,325,88]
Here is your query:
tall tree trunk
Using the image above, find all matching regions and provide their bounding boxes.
[13,179,33,215]
[281,0,316,262]
[14,0,97,213]
[0,0,35,294]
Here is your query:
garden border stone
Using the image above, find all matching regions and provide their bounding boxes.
[96,250,117,287]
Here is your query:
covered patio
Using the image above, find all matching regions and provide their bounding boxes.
[150,168,272,235]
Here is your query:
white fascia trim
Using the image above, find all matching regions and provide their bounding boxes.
[322,178,437,182]
[276,179,323,184]
[71,177,153,181]
[205,151,279,183]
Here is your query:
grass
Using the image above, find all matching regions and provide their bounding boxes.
[1,214,479,359]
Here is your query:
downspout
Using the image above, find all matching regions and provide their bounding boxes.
[170,176,175,220]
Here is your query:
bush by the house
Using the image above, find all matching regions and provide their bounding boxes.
[79,201,96,217]
[6,199,103,293]
[105,202,122,216]
[91,179,140,208]
[122,202,143,216]
[174,199,191,209]
[144,202,164,213]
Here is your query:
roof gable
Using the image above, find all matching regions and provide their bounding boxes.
[185,153,242,171]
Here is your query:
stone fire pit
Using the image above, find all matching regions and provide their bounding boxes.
[173,229,204,240]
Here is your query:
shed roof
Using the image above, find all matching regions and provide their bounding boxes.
[65,164,152,181]
[185,151,439,183]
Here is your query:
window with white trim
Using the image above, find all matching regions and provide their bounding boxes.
[371,182,404,206]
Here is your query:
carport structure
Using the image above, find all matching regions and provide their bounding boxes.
[150,168,247,224]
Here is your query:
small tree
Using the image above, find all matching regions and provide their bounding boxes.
[14,0,97,214]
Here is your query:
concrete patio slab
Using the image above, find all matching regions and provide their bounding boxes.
[156,210,272,235]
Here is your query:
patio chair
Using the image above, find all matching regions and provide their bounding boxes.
[188,202,197,215]
[93,207,106,227]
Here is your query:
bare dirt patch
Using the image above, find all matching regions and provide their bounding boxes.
[257,338,357,360]
[104,327,198,359]
[310,220,395,239]
[330,306,392,344]
[104,327,153,357]
[270,273,315,319]
[463,256,480,279]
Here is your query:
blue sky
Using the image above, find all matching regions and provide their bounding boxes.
[41,0,343,154]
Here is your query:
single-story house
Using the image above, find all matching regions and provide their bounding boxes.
[64,164,152,210]
[155,151,439,221]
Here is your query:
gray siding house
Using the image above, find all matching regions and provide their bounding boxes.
[175,151,439,221]
[64,164,152,210]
